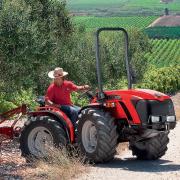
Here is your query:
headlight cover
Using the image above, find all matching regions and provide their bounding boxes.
[166,116,176,122]
[151,116,160,123]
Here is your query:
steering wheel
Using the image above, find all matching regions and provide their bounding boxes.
[78,90,94,100]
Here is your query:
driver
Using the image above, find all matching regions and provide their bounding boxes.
[45,67,89,127]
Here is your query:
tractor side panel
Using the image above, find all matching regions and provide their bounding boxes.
[121,97,141,124]
[85,101,141,125]
[101,94,141,125]
[110,102,127,119]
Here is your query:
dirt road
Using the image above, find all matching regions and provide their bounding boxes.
[77,121,180,180]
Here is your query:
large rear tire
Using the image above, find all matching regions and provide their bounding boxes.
[77,108,118,163]
[130,132,169,160]
[19,116,68,159]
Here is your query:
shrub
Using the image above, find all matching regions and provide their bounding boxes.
[71,92,89,107]
[137,66,180,93]
[0,94,17,113]
[0,89,37,113]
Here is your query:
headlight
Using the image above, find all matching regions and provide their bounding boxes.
[151,116,160,123]
[167,116,176,122]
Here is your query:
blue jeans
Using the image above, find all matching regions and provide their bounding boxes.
[60,105,81,127]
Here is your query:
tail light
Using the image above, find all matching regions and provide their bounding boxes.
[103,102,116,108]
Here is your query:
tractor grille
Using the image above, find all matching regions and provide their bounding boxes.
[135,99,175,124]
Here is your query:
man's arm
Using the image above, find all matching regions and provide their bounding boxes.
[69,81,90,92]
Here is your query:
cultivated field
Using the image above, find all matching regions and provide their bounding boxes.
[145,39,180,67]
[67,0,180,16]
[73,16,157,31]
[145,26,180,39]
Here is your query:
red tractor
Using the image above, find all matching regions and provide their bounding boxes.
[0,28,176,163]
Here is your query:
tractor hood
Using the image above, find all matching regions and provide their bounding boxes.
[104,89,170,101]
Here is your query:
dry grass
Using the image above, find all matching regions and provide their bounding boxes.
[175,108,180,121]
[0,140,87,180]
[171,92,180,121]
[30,147,87,180]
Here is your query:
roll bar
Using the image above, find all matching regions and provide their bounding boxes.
[95,27,132,99]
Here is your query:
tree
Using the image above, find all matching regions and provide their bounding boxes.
[0,0,72,94]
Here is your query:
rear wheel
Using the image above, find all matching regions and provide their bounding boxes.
[19,116,68,159]
[130,132,169,160]
[77,108,118,163]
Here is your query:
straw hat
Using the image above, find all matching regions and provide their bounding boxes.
[48,67,68,79]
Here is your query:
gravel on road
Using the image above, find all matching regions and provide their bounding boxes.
[77,123,180,180]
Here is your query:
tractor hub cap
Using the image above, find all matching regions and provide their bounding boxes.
[27,127,53,157]
[82,120,97,153]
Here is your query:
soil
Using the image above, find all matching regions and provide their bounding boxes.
[148,15,180,27]
[0,93,180,180]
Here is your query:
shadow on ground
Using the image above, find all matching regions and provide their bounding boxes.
[95,157,180,173]
[0,162,36,180]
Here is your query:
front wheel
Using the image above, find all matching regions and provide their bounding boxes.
[19,116,68,159]
[77,108,118,163]
[130,132,169,160]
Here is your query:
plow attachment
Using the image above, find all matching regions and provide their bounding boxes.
[0,105,27,142]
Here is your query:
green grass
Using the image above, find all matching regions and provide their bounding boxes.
[145,39,180,67]
[73,16,157,31]
[67,0,180,16]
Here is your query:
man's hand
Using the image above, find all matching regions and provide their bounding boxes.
[78,85,90,91]
[46,99,60,108]
[83,85,90,90]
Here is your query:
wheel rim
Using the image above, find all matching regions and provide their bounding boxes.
[27,127,54,157]
[82,120,97,153]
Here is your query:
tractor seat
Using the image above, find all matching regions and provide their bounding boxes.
[36,96,45,107]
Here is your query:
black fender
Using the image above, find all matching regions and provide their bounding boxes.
[79,104,104,113]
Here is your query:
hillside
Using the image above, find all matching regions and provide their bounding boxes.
[67,0,180,16]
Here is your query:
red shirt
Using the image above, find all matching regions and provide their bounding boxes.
[45,80,78,105]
